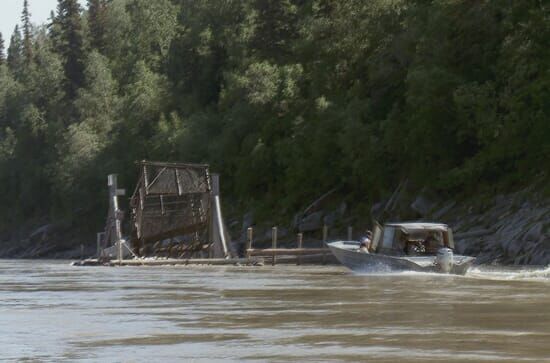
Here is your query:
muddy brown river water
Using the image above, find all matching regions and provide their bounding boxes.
[0,260,549,362]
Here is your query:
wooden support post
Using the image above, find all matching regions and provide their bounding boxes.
[347,226,353,241]
[246,227,253,260]
[118,239,123,264]
[108,174,124,262]
[296,233,303,265]
[272,227,277,266]
[96,233,102,258]
[211,173,229,258]
[322,225,328,264]
[80,244,84,261]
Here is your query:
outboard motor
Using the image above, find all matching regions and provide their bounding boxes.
[435,248,454,273]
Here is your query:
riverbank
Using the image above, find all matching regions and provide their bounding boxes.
[0,184,548,265]
[230,183,550,266]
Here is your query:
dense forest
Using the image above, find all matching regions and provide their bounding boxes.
[0,0,548,233]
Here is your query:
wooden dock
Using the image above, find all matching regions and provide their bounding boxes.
[244,227,335,265]
[74,257,264,267]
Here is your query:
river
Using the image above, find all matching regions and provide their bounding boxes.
[1,260,549,362]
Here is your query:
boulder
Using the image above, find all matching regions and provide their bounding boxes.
[431,201,456,220]
[29,224,55,242]
[370,201,385,219]
[524,222,543,242]
[323,203,347,227]
[338,202,347,216]
[529,241,549,265]
[263,227,289,241]
[241,212,254,231]
[292,213,302,230]
[299,211,323,232]
[410,194,437,216]
[323,211,338,227]
[454,239,468,254]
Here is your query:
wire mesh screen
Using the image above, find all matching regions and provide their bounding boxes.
[130,161,212,253]
[144,164,210,195]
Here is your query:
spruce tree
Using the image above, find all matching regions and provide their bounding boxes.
[21,0,33,63]
[7,26,24,74]
[56,0,85,99]
[87,0,107,52]
[0,32,5,65]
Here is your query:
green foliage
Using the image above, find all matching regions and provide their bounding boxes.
[0,32,5,65]
[7,26,24,76]
[0,0,548,231]
[55,0,85,99]
[87,0,107,51]
[21,0,33,63]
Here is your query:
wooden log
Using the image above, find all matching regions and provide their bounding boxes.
[271,227,277,266]
[297,233,303,265]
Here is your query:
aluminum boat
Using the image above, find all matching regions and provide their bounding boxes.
[327,222,475,275]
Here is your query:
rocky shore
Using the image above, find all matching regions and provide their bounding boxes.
[442,189,549,265]
[230,184,550,266]
[1,185,548,265]
[0,221,96,260]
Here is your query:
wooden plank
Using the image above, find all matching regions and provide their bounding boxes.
[108,257,263,266]
[297,233,303,265]
[247,248,329,256]
[272,227,277,266]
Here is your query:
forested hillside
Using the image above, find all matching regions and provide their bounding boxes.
[0,0,548,233]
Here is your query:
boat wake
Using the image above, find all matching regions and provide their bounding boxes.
[466,266,550,282]
[351,265,550,282]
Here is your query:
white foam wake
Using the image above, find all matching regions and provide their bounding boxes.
[467,266,550,282]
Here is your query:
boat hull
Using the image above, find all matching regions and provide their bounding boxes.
[327,241,474,275]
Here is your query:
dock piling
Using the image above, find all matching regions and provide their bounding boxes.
[297,233,303,265]
[96,233,102,258]
[322,225,328,264]
[272,227,278,266]
[347,226,353,241]
[246,227,253,260]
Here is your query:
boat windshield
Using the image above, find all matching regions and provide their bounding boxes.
[379,225,451,255]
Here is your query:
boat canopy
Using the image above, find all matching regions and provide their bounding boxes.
[385,222,448,233]
[374,222,454,255]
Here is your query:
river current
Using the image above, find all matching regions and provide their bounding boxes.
[1,260,549,362]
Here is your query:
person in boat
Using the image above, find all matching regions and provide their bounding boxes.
[406,240,426,255]
[358,240,370,253]
[358,230,373,253]
[424,231,443,253]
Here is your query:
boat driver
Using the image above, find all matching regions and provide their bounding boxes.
[424,231,443,253]
[359,230,373,253]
